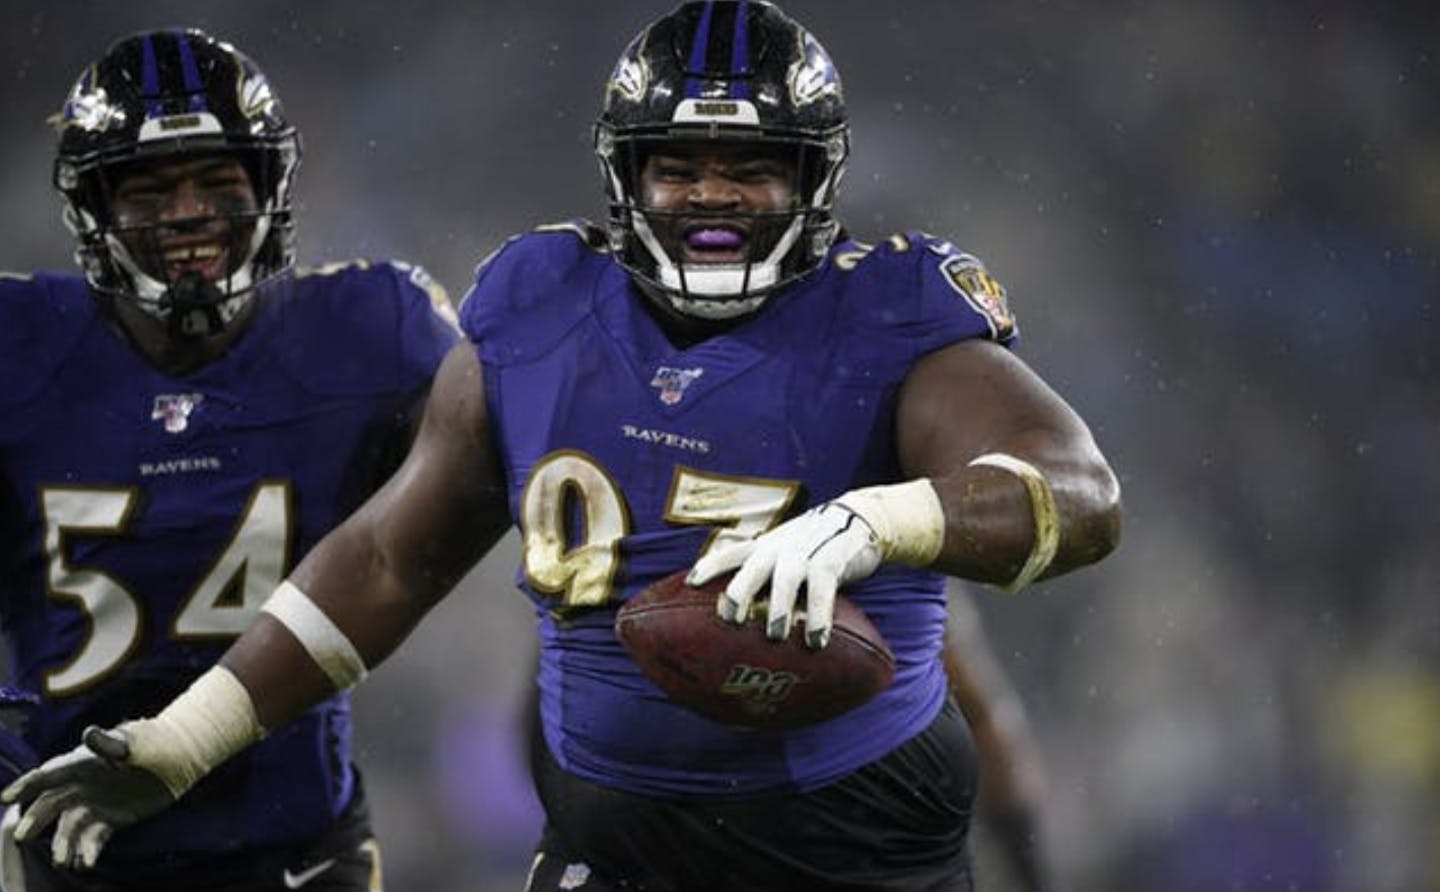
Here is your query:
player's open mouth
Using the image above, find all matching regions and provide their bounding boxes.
[161,242,228,280]
[682,226,748,263]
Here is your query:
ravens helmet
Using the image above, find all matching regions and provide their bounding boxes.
[52,29,301,339]
[595,0,849,320]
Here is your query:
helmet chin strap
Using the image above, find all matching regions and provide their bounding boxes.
[160,272,231,338]
[98,214,272,336]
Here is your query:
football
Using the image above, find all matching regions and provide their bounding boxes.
[615,569,895,731]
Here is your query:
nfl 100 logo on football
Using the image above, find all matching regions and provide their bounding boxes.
[151,393,204,433]
[721,663,800,711]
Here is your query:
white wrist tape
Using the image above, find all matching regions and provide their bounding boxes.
[968,452,1060,593]
[127,665,264,798]
[261,581,369,691]
[835,478,945,567]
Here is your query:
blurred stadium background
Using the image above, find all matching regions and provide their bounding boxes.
[3,2,1435,889]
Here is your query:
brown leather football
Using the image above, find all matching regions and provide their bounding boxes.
[615,569,895,730]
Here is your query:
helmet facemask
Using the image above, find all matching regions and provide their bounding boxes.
[67,147,294,340]
[597,126,847,321]
[596,1,850,324]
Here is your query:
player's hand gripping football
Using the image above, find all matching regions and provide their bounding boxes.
[688,480,945,650]
[691,501,880,649]
[1,722,177,870]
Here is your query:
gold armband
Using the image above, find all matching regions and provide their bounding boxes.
[968,453,1060,593]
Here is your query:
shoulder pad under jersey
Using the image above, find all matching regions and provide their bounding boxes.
[459,220,615,365]
[0,272,96,412]
[272,259,457,396]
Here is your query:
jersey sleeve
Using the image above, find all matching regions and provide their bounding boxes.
[824,233,1018,384]
[864,232,1018,351]
[0,273,92,417]
[0,274,43,412]
[388,260,461,384]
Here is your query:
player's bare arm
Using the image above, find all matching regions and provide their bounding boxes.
[228,340,511,730]
[695,335,1121,646]
[897,337,1122,589]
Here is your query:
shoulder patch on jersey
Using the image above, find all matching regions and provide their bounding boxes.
[937,252,1015,340]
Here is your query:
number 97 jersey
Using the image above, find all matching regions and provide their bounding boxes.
[462,222,1016,799]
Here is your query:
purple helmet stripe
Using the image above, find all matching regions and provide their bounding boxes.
[140,34,164,118]
[729,0,751,99]
[684,1,716,99]
[174,30,208,112]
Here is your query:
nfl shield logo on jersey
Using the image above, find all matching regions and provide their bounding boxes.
[651,366,704,406]
[151,393,204,433]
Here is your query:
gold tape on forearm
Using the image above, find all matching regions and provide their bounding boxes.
[967,453,1060,593]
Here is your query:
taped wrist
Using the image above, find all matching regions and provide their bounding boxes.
[126,665,264,798]
[261,581,369,691]
[834,479,945,567]
[968,452,1060,593]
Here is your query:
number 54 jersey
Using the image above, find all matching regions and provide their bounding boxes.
[0,262,456,859]
[463,222,1017,798]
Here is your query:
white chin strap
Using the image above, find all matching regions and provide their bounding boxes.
[633,211,806,321]
[664,287,768,321]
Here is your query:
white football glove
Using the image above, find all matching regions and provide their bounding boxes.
[688,480,946,649]
[1,723,176,870]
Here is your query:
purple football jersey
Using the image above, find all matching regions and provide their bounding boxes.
[0,261,456,859]
[462,223,1016,796]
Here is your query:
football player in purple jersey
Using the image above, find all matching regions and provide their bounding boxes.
[0,29,458,891]
[5,4,1119,891]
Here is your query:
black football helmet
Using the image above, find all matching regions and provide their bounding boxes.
[595,0,849,320]
[52,29,300,337]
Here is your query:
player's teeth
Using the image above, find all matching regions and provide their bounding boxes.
[163,245,221,262]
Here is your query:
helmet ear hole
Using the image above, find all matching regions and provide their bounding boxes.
[595,1,849,321]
